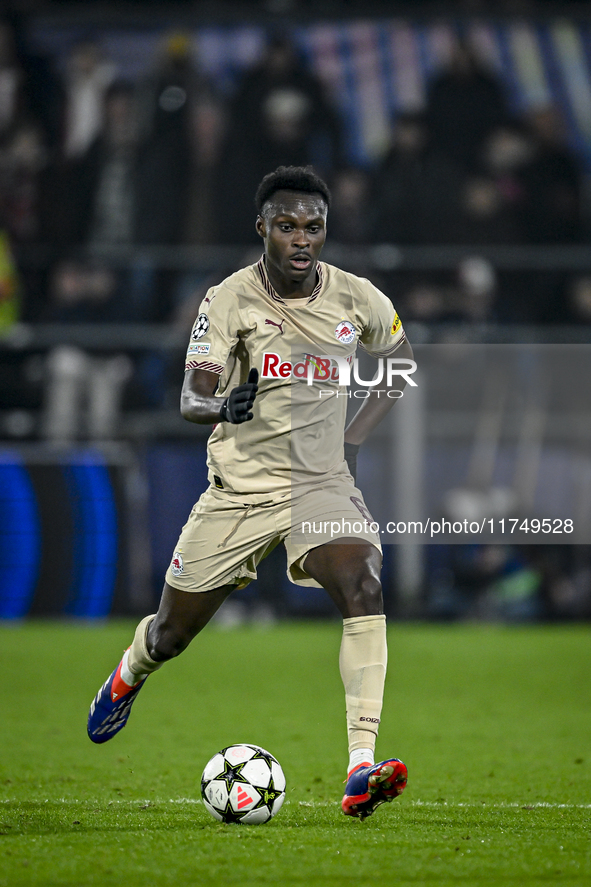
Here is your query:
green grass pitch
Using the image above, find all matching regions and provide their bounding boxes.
[1,620,590,886]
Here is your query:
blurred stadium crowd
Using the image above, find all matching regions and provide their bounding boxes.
[0,13,590,328]
[1,4,591,623]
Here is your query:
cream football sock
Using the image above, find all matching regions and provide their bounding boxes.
[339,614,387,774]
[124,614,164,684]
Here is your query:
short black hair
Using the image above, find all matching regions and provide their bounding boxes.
[255,165,331,214]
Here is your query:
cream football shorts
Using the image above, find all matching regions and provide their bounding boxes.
[165,478,382,593]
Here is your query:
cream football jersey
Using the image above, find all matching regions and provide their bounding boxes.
[185,257,406,495]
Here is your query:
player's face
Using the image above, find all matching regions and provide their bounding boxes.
[256,191,327,291]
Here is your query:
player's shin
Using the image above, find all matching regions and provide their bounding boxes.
[125,614,164,683]
[339,614,387,775]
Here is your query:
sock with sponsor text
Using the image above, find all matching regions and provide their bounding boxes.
[339,614,387,773]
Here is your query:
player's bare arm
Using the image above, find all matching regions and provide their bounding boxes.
[181,367,259,425]
[344,338,414,446]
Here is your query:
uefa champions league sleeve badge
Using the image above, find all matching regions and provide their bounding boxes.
[193,314,211,339]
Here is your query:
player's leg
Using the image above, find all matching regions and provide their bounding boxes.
[88,486,283,743]
[303,540,407,818]
[303,540,386,764]
[301,537,383,617]
[87,582,233,743]
[146,581,234,661]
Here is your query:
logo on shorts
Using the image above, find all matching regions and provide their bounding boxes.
[192,314,210,339]
[335,320,356,344]
[171,551,184,576]
[350,496,375,524]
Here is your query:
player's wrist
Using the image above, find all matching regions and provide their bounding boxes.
[219,399,229,422]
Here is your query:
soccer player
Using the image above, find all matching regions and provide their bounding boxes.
[88,165,412,819]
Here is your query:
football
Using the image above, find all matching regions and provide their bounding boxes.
[201,744,286,824]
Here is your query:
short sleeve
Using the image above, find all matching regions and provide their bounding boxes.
[358,281,406,357]
[185,285,240,374]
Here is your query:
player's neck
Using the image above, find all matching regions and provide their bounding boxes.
[265,258,318,301]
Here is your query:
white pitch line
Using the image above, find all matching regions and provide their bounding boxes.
[1,799,590,809]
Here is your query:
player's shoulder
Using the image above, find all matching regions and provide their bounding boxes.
[202,262,262,310]
[321,262,384,301]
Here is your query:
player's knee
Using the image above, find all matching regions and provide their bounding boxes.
[347,572,383,615]
[147,622,191,661]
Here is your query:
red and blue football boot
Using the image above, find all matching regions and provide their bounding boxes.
[342,758,408,819]
[87,652,146,744]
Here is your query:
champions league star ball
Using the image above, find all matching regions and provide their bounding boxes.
[201,744,286,824]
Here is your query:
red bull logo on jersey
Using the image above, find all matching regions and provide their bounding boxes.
[261,351,417,389]
[262,352,353,382]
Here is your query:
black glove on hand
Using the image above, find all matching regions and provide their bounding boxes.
[344,442,360,483]
[219,368,259,424]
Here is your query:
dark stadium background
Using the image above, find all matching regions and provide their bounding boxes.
[1,0,591,623]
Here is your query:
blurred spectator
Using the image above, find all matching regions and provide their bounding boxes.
[0,19,26,138]
[409,122,527,247]
[452,173,523,245]
[41,259,124,323]
[369,110,488,246]
[42,81,138,253]
[134,31,212,246]
[425,37,509,172]
[0,119,48,243]
[73,81,138,249]
[0,19,50,245]
[0,227,19,331]
[0,18,56,322]
[369,113,430,244]
[217,33,344,243]
[482,122,532,204]
[137,31,215,140]
[568,275,591,322]
[401,257,497,324]
[184,97,226,245]
[520,105,583,243]
[48,79,191,320]
[42,341,132,441]
[329,167,371,244]
[456,256,497,321]
[548,274,591,326]
[2,15,61,149]
[540,546,591,620]
[38,259,137,440]
[427,544,552,623]
[60,38,117,160]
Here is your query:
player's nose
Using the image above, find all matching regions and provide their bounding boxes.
[292,237,310,253]
[292,227,309,246]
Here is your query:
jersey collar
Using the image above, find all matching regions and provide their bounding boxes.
[257,255,324,305]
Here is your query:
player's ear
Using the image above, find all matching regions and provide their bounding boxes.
[255,215,266,239]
